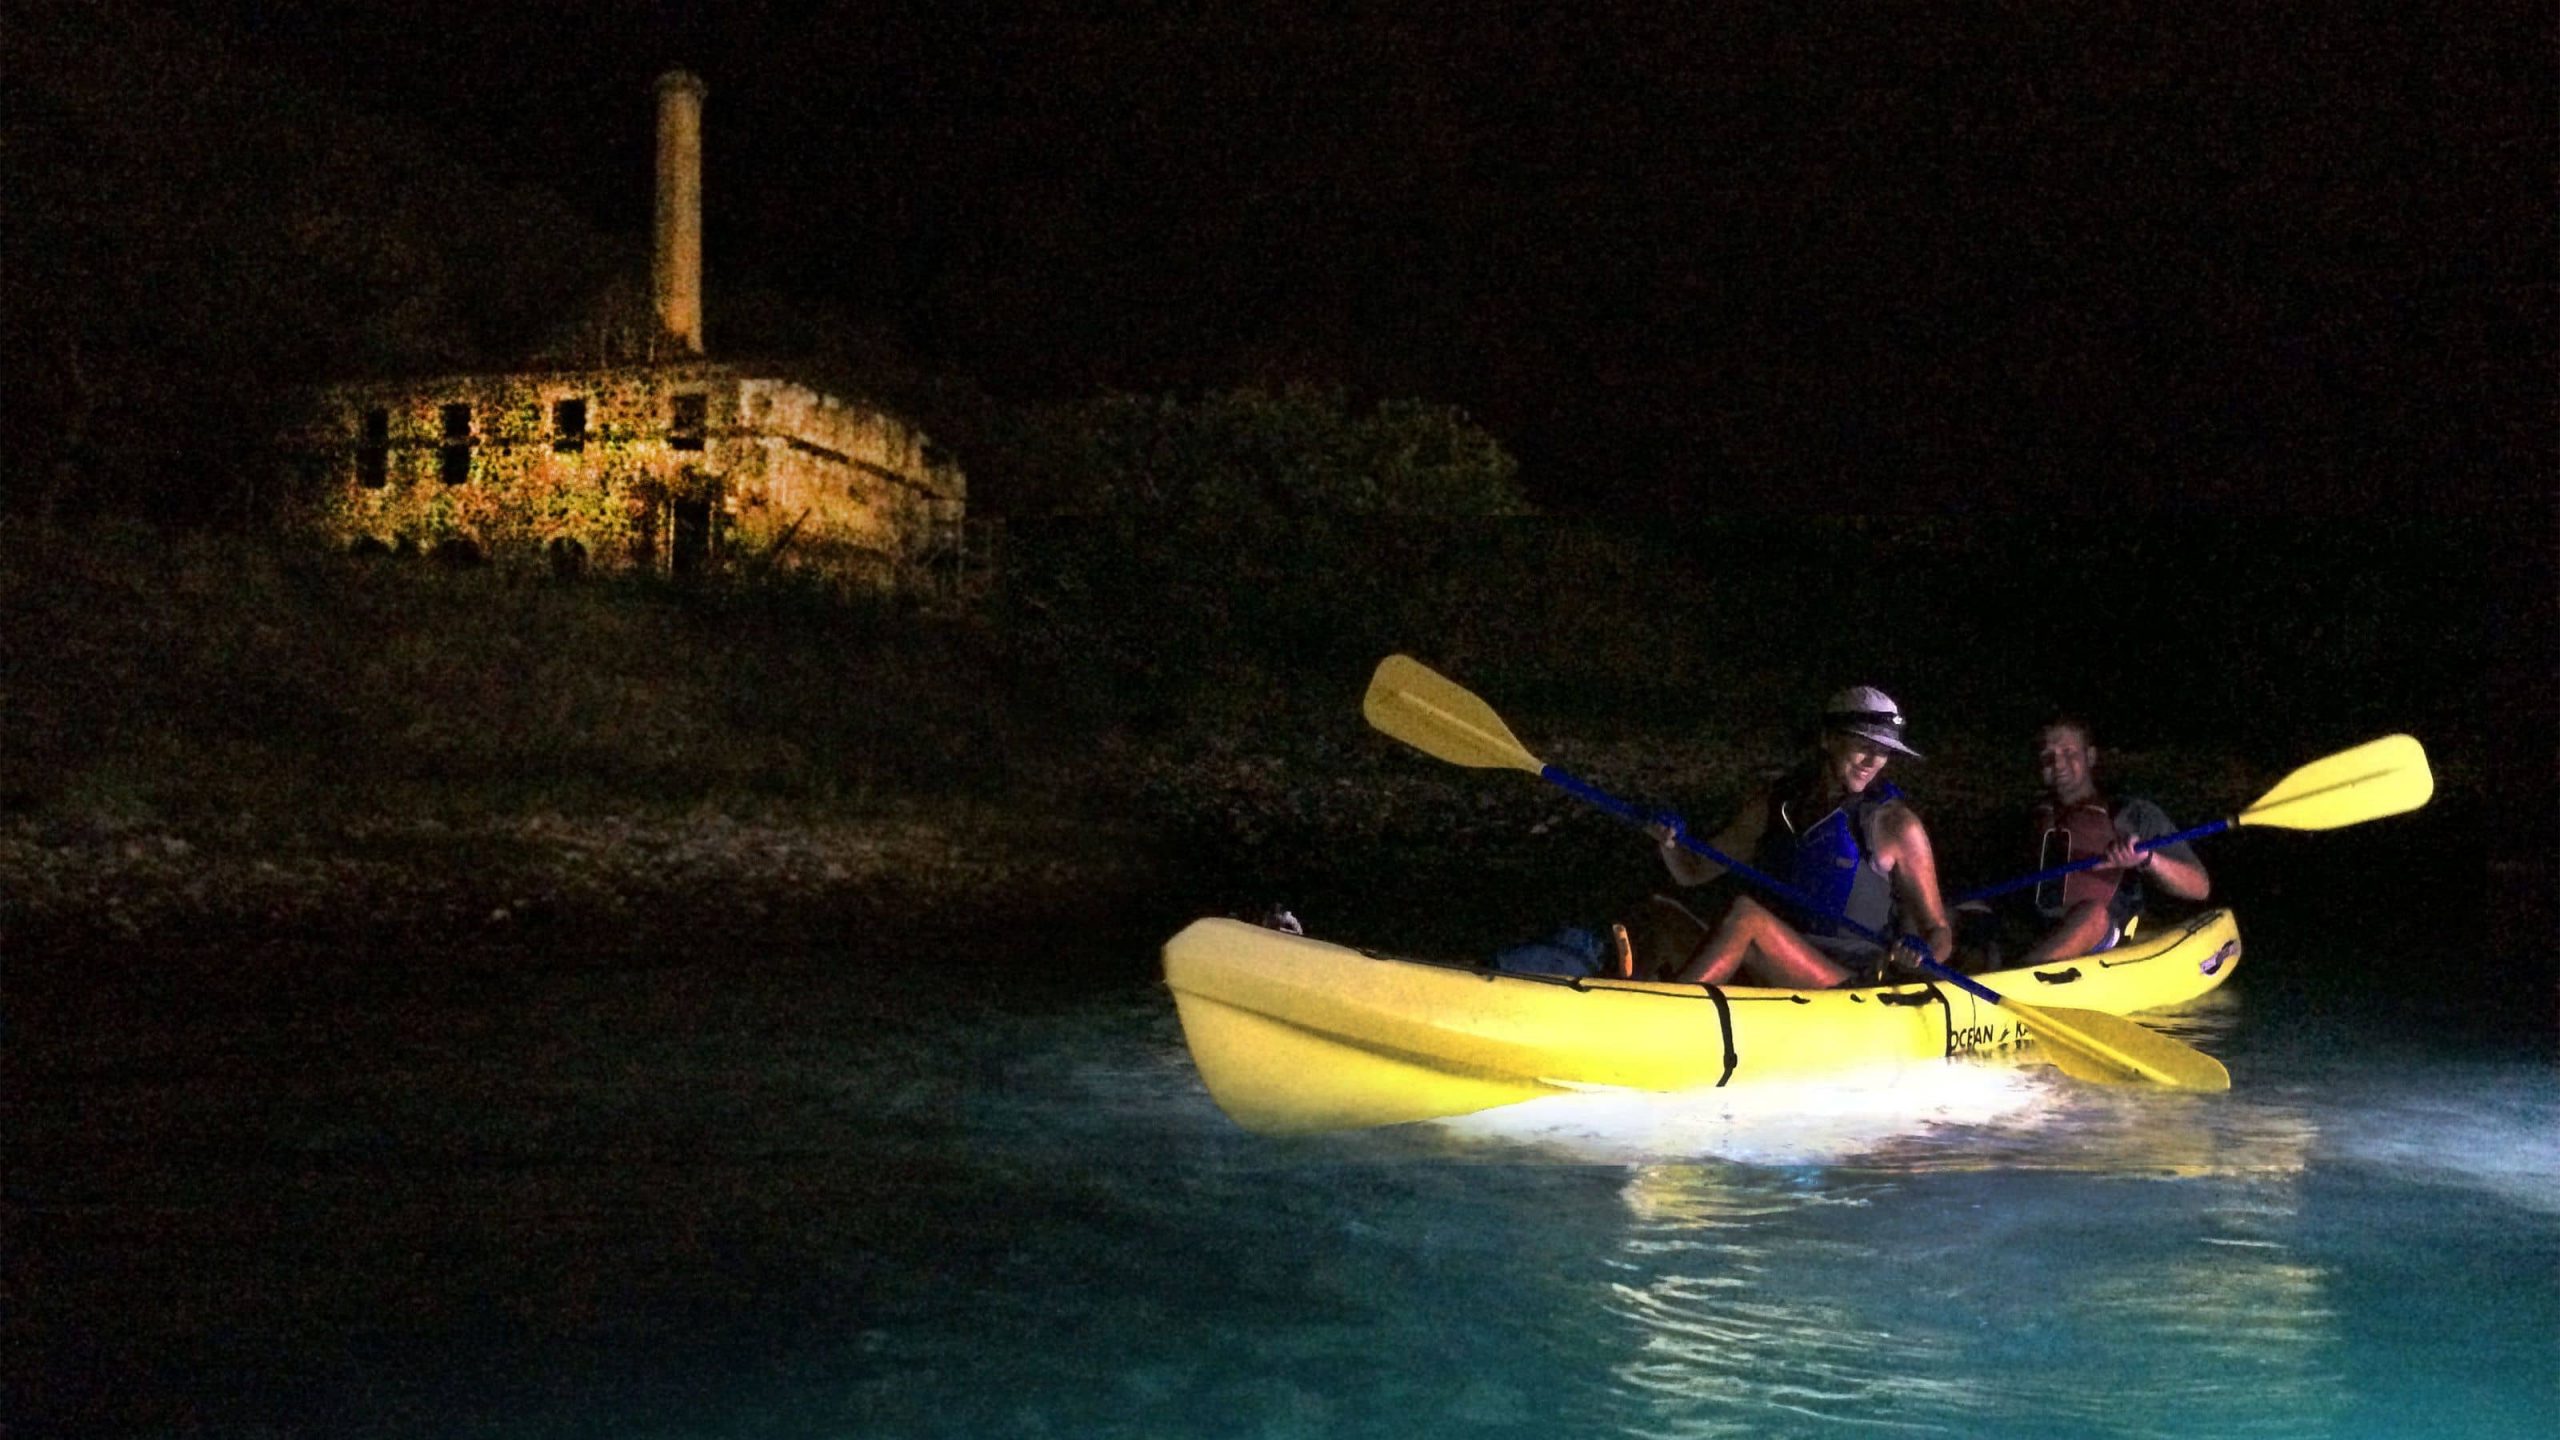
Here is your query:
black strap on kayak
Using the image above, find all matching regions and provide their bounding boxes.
[1904,973,1955,1055]
[1515,963,1740,1076]
[1930,982,1958,1058]
[1701,984,1739,1087]
[1878,981,1956,1056]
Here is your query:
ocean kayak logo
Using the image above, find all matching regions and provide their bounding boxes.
[2200,939,2240,976]
[1951,1021,2030,1055]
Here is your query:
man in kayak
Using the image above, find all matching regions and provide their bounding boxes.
[1640,686,1955,987]
[1972,716,2211,966]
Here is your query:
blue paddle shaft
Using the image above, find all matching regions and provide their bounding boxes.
[1951,817,2233,906]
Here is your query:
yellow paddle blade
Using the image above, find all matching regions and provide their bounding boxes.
[2237,734,2434,832]
[1362,655,1545,774]
[2011,999,2232,1092]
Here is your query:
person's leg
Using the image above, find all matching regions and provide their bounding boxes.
[1734,929,1859,988]
[1677,895,1857,988]
[2019,899,2114,965]
[1622,892,1715,981]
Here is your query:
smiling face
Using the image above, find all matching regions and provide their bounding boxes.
[1821,730,1893,796]
[2036,723,2099,804]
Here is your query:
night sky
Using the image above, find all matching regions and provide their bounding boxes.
[176,0,2550,517]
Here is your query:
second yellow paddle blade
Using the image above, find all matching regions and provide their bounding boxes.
[2018,1001,2232,1092]
[1362,655,1544,773]
[2238,734,2434,832]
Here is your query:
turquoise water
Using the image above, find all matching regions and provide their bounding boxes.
[17,914,2558,1438]
[844,986,2557,1440]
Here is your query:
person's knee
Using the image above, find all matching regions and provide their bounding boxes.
[2061,901,2110,936]
[2040,902,2113,959]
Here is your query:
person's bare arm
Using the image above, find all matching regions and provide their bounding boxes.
[1876,803,1954,964]
[2104,832,2209,901]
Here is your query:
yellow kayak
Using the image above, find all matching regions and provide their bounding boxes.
[1163,908,2242,1134]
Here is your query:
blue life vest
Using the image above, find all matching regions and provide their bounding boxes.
[1754,771,1903,944]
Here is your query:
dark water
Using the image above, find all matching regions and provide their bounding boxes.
[14,856,2556,1439]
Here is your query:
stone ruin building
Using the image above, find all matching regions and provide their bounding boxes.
[290,72,965,587]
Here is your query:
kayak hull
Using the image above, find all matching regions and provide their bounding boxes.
[1163,908,2243,1133]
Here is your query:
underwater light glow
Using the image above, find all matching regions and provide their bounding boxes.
[1433,1060,2058,1167]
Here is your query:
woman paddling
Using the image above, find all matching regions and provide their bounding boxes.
[1641,687,1954,988]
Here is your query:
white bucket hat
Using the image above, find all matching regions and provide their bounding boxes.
[1821,685,1921,758]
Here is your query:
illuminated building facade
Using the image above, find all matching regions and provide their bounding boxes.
[290,71,964,585]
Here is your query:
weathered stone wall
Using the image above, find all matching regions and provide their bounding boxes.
[291,362,964,585]
[730,377,967,580]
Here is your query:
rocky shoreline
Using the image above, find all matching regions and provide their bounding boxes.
[2,729,2473,978]
[0,807,1148,968]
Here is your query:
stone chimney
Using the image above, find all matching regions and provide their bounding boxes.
[653,70,707,355]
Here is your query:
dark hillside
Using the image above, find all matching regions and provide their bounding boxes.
[3,516,2540,1007]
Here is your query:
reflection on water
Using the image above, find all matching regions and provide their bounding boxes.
[1600,1159,2349,1439]
[1606,1166,1982,1438]
[1571,1053,2344,1440]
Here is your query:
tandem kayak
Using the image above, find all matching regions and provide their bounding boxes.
[1163,908,2242,1134]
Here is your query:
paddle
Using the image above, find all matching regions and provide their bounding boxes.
[1953,733,2434,906]
[1361,653,2231,1092]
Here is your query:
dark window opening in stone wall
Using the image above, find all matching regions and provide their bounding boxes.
[554,398,588,453]
[358,407,390,489]
[440,402,472,485]
[672,496,712,578]
[671,393,707,451]
[548,536,588,579]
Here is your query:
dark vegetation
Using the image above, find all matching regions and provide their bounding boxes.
[4,513,2534,980]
